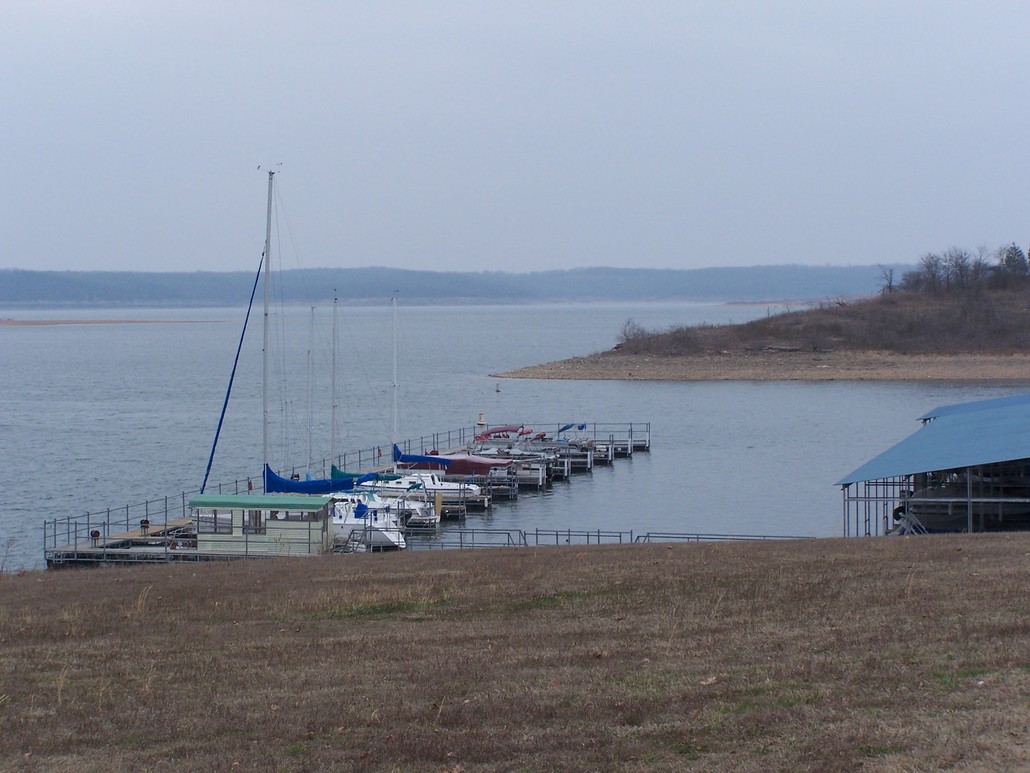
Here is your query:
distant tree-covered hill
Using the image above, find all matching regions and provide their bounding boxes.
[0,265,909,307]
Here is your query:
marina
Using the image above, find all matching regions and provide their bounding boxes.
[42,421,659,567]
[22,172,707,571]
[11,299,1030,573]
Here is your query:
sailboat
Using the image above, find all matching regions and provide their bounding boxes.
[348,296,444,525]
[330,490,408,550]
[250,175,362,497]
[323,294,411,548]
[201,171,410,551]
[391,444,513,478]
[187,171,344,559]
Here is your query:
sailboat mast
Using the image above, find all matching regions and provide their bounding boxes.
[331,293,338,473]
[391,293,398,473]
[306,305,315,476]
[262,170,275,480]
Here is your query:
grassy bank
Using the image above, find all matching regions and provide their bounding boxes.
[495,289,1030,381]
[620,289,1030,356]
[2,536,1029,771]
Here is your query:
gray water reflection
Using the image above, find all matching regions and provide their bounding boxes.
[2,302,1026,570]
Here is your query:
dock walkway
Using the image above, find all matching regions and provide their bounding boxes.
[43,421,652,568]
[46,517,198,567]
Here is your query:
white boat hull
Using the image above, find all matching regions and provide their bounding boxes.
[331,494,407,550]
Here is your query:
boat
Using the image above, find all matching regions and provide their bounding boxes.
[191,171,359,558]
[471,446,557,487]
[466,421,596,482]
[392,492,441,527]
[263,295,362,496]
[472,421,594,453]
[360,469,482,499]
[330,491,407,550]
[264,464,360,495]
[474,424,525,442]
[892,465,1030,534]
[188,493,335,557]
[391,444,513,477]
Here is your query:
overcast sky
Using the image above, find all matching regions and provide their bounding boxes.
[3,2,1029,274]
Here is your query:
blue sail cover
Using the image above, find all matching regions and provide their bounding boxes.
[392,444,452,467]
[264,464,358,494]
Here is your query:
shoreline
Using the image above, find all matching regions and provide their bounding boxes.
[0,319,211,327]
[495,350,1030,382]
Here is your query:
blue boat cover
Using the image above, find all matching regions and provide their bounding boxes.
[264,464,358,494]
[392,444,452,467]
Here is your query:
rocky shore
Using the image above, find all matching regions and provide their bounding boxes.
[496,349,1030,381]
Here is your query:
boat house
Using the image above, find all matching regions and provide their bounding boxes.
[189,493,334,556]
[839,394,1030,536]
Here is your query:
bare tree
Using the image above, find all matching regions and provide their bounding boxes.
[943,247,972,288]
[878,265,895,295]
[971,245,993,284]
[919,252,943,292]
[616,318,648,349]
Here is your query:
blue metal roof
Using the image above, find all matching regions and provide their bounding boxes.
[918,392,1030,422]
[838,393,1030,485]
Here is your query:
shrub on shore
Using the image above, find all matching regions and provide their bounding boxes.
[618,287,1030,356]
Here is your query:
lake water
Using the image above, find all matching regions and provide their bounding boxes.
[3,301,1026,571]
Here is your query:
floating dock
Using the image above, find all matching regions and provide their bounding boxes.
[46,517,202,567]
[43,421,651,568]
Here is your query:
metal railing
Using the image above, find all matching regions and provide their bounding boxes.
[45,525,813,566]
[42,422,653,564]
[401,527,806,551]
[633,532,814,543]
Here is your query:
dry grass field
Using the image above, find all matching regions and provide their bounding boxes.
[2,535,1030,771]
